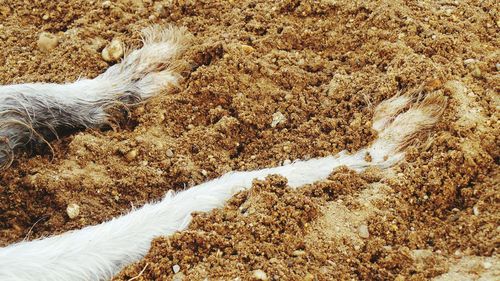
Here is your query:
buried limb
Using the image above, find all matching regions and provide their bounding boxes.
[0,25,190,169]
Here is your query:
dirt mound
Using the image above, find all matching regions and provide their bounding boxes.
[0,0,498,280]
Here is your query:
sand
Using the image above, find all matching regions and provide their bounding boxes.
[0,0,498,280]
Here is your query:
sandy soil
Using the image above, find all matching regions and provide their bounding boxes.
[0,0,499,280]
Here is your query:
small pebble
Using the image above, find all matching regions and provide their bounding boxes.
[102,0,112,8]
[292,250,306,256]
[102,39,123,62]
[496,63,500,71]
[358,224,370,239]
[172,264,180,274]
[125,149,138,161]
[66,203,80,219]
[166,149,174,157]
[252,269,268,280]
[271,111,286,127]
[201,169,208,176]
[463,58,477,65]
[283,159,291,165]
[240,44,255,53]
[473,205,480,216]
[37,32,59,52]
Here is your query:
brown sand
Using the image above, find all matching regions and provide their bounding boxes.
[0,0,498,280]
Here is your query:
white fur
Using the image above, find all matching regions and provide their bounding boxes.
[0,95,444,281]
[0,25,189,168]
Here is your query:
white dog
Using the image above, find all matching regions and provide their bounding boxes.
[0,26,445,281]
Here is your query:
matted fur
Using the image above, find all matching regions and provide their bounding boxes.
[0,25,190,168]
[0,93,445,281]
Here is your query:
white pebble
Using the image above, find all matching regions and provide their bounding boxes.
[102,0,112,8]
[102,39,123,62]
[271,111,286,127]
[37,32,59,52]
[358,224,370,239]
[252,269,268,280]
[473,205,480,216]
[172,264,180,274]
[463,58,477,65]
[66,203,80,219]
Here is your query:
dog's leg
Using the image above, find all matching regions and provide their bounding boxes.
[0,25,190,168]
[0,93,445,281]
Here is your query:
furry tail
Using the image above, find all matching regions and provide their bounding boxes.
[0,92,445,281]
[0,25,190,169]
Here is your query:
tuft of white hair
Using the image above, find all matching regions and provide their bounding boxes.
[0,92,446,281]
[0,25,190,168]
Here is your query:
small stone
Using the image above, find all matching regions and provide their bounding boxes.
[172,264,180,274]
[463,58,477,65]
[473,205,480,216]
[496,63,500,71]
[166,149,174,157]
[240,44,255,53]
[89,37,107,52]
[66,203,80,219]
[102,39,123,62]
[282,159,291,165]
[271,111,286,127]
[252,269,268,280]
[358,224,370,239]
[201,169,208,176]
[292,250,306,256]
[125,149,138,161]
[102,0,112,8]
[37,32,59,52]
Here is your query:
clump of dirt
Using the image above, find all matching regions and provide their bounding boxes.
[0,0,498,280]
[118,175,322,280]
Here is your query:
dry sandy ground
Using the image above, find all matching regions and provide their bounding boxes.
[0,0,499,280]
